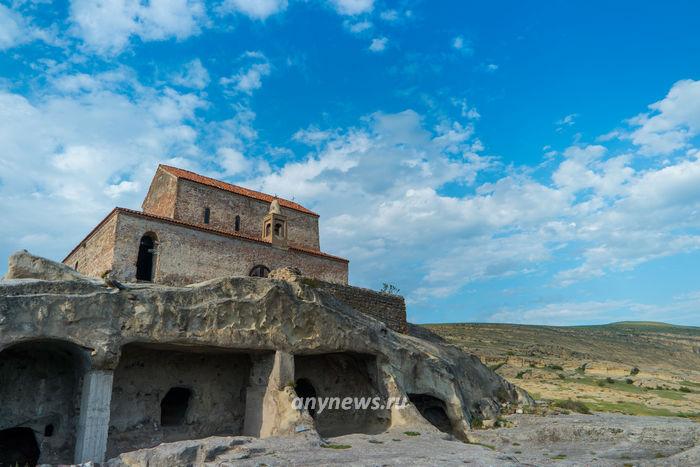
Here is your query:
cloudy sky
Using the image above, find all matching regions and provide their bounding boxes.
[1,1,700,326]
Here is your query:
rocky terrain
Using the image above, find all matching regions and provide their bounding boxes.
[1,251,524,465]
[3,252,699,466]
[424,322,700,420]
[108,413,700,466]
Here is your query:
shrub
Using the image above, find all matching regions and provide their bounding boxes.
[404,431,421,436]
[630,367,640,376]
[300,277,321,288]
[545,364,564,371]
[552,399,591,414]
[516,370,531,379]
[606,377,615,384]
[322,444,352,449]
[558,373,566,380]
[679,386,692,393]
[625,378,634,385]
[597,380,606,387]
[575,363,587,375]
[380,283,401,295]
[489,362,506,371]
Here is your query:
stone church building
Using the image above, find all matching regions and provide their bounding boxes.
[64,165,349,286]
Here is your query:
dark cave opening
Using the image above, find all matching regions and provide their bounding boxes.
[160,387,192,426]
[408,393,453,434]
[0,427,40,466]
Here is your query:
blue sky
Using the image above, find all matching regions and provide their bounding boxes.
[1,1,700,326]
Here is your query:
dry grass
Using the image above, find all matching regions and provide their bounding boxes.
[421,321,700,418]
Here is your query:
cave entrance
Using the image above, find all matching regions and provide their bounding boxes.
[108,344,257,458]
[160,387,191,426]
[294,352,390,437]
[0,427,41,466]
[408,394,452,434]
[295,378,318,417]
[0,340,88,464]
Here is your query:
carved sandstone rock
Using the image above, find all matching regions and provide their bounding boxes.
[0,251,531,463]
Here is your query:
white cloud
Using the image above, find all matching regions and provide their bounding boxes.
[379,9,398,21]
[345,20,372,34]
[368,36,387,52]
[232,83,700,300]
[293,126,335,145]
[0,4,58,50]
[218,147,252,175]
[0,4,25,50]
[627,79,700,155]
[0,67,209,262]
[329,0,374,16]
[220,53,271,95]
[452,35,473,55]
[556,113,578,131]
[69,0,206,55]
[489,292,700,326]
[172,59,210,89]
[219,0,288,20]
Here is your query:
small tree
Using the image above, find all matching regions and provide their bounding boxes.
[380,283,401,295]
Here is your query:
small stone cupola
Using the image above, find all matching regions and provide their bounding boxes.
[262,199,288,249]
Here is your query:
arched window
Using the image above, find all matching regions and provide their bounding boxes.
[136,233,157,281]
[249,265,270,278]
[234,215,240,232]
[265,223,271,237]
[203,207,210,224]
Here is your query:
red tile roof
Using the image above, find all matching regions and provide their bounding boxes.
[63,207,348,264]
[159,164,319,217]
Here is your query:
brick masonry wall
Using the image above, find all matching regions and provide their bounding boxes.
[64,213,118,277]
[111,211,347,285]
[312,280,408,333]
[141,169,177,218]
[173,179,321,251]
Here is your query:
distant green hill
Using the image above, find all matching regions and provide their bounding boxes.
[575,321,700,336]
[421,321,700,371]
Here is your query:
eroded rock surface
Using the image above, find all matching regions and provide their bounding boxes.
[0,251,528,464]
[107,414,700,466]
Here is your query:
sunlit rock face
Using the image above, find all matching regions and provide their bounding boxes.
[0,251,528,464]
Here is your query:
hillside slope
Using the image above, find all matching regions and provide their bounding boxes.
[422,322,700,418]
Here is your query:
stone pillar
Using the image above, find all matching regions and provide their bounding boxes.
[268,350,295,391]
[243,351,298,437]
[74,369,114,464]
[243,353,275,437]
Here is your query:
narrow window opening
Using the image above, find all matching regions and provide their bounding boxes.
[265,222,271,237]
[295,378,318,418]
[136,233,157,282]
[234,215,241,232]
[74,261,78,271]
[160,387,191,426]
[249,265,270,278]
[274,223,283,237]
[203,207,210,224]
[0,427,40,466]
[43,424,54,437]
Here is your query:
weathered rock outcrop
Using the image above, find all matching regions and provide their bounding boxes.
[0,251,529,465]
